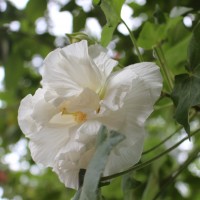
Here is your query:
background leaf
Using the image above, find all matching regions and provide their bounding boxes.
[172,22,200,135]
[97,0,125,46]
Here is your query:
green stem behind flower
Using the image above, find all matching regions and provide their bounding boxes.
[121,19,144,62]
[101,128,200,182]
[154,46,173,91]
[153,147,200,200]
[143,110,196,155]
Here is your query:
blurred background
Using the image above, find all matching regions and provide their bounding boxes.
[0,0,200,199]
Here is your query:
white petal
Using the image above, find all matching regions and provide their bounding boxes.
[88,44,118,78]
[99,62,162,175]
[75,120,101,144]
[104,124,145,175]
[127,62,163,102]
[18,94,38,136]
[18,88,54,136]
[54,144,94,189]
[42,40,103,94]
[67,88,100,113]
[29,125,77,167]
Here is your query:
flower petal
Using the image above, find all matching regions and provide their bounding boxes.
[29,125,77,167]
[67,88,100,113]
[42,40,103,95]
[88,44,118,78]
[18,88,56,136]
[54,142,94,189]
[127,62,163,102]
[104,124,145,176]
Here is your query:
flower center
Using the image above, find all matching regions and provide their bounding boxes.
[60,107,87,124]
[74,111,87,123]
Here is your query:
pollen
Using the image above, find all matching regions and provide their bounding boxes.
[61,107,68,115]
[74,111,87,123]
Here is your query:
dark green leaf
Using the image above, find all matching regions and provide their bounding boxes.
[122,172,141,200]
[172,22,200,135]
[188,22,200,70]
[79,126,125,200]
[172,74,200,135]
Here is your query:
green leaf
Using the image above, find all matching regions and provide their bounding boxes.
[172,22,200,135]
[25,0,47,21]
[101,25,116,47]
[188,22,200,70]
[122,172,141,200]
[137,22,166,49]
[98,0,125,46]
[172,74,200,135]
[79,126,125,200]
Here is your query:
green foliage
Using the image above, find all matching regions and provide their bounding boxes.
[96,0,125,46]
[1,0,200,200]
[172,23,200,135]
[137,22,166,49]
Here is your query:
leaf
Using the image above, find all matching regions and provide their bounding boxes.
[79,126,125,200]
[172,74,200,135]
[137,22,166,49]
[98,0,125,46]
[188,22,200,70]
[121,172,141,200]
[25,0,47,21]
[101,25,116,47]
[170,6,193,18]
[171,22,200,136]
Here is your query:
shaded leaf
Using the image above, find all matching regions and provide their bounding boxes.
[172,74,200,135]
[188,22,200,70]
[79,126,125,200]
[122,172,141,200]
[172,22,200,135]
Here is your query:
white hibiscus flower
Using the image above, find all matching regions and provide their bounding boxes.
[18,40,162,189]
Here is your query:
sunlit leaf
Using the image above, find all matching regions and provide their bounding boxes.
[97,0,125,46]
[137,22,166,49]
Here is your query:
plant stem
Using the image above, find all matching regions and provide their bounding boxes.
[142,126,182,155]
[143,110,196,155]
[121,18,143,62]
[101,128,200,181]
[152,148,200,200]
[154,46,173,91]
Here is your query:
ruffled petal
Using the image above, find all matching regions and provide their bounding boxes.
[53,142,94,189]
[127,62,163,102]
[29,125,77,167]
[42,40,103,95]
[67,88,100,113]
[104,123,145,175]
[88,44,118,79]
[75,120,101,144]
[18,88,56,136]
[98,62,162,175]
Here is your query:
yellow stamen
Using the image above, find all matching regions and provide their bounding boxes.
[74,111,87,123]
[61,107,68,115]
